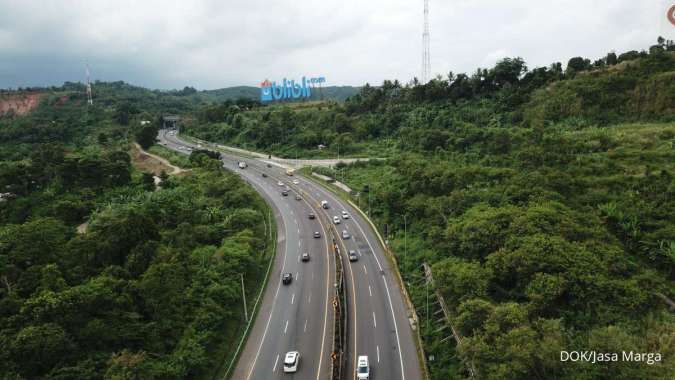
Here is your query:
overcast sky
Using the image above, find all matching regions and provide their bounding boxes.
[0,0,673,90]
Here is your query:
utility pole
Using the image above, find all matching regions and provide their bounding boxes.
[404,214,407,259]
[240,273,248,322]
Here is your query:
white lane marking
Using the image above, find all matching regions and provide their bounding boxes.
[304,319,308,332]
[284,320,289,334]
[296,272,299,281]
[290,210,294,215]
[373,312,377,328]
[308,292,312,304]
[363,265,368,275]
[297,228,300,234]
[312,271,315,280]
[245,191,291,380]
[369,285,372,297]
[308,181,406,379]
[377,346,380,363]
[291,293,295,305]
[273,354,280,372]
[299,240,302,247]
[297,254,300,263]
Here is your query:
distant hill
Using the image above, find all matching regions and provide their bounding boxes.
[199,85,360,102]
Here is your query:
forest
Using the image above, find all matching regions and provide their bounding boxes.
[0,90,273,379]
[0,38,673,379]
[184,40,675,379]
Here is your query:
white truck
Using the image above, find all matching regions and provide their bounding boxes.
[238,161,247,169]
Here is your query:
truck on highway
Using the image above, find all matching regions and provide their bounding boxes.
[286,168,295,176]
[238,161,247,169]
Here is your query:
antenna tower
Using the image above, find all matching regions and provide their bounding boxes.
[86,65,93,106]
[422,0,431,83]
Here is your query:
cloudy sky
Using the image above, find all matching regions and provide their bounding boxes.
[0,0,673,90]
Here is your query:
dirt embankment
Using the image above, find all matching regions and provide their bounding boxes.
[0,92,42,116]
[130,142,187,176]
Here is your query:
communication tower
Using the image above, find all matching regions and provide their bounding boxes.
[86,64,93,106]
[422,0,431,83]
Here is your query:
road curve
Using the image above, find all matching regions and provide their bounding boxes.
[159,129,335,380]
[158,130,423,380]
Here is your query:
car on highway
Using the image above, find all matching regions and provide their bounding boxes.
[238,161,247,169]
[342,230,350,239]
[314,231,321,238]
[277,181,284,186]
[262,173,267,178]
[186,147,192,152]
[342,211,350,219]
[356,355,369,379]
[281,190,289,196]
[178,146,185,150]
[283,351,300,373]
[267,163,272,168]
[301,252,310,262]
[292,179,300,185]
[282,273,292,285]
[333,216,341,224]
[349,250,358,262]
[321,200,329,209]
[308,212,316,219]
[295,194,302,201]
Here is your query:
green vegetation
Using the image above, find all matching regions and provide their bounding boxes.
[189,42,675,379]
[0,89,272,379]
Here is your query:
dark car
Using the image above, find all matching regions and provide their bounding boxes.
[301,252,310,262]
[282,273,292,285]
[313,231,321,238]
[267,163,272,168]
[281,190,289,196]
[349,250,358,262]
[262,173,268,178]
[308,213,316,219]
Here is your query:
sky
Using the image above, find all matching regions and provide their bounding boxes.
[0,0,673,90]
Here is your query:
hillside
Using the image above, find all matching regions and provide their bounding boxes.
[183,43,675,380]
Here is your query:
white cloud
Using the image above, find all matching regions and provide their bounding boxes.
[0,0,667,89]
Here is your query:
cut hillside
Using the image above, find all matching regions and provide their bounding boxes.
[0,92,42,116]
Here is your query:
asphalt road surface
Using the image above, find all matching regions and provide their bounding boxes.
[157,130,422,380]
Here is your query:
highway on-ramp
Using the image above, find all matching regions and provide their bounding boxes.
[157,129,422,380]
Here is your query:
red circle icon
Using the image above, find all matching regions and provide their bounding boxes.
[669,4,675,26]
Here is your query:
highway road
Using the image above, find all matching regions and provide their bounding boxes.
[157,129,422,380]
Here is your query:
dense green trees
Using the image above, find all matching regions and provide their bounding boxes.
[0,90,271,379]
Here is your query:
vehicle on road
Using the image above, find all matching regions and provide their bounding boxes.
[281,190,289,196]
[286,168,295,176]
[295,194,302,201]
[321,200,329,209]
[342,230,350,239]
[262,173,267,178]
[349,250,358,262]
[292,179,300,185]
[283,351,300,373]
[333,216,341,224]
[314,231,321,238]
[301,252,310,262]
[267,163,272,168]
[356,355,369,379]
[342,211,350,219]
[277,181,284,186]
[282,273,292,285]
[197,143,202,148]
[308,212,316,219]
[238,161,247,169]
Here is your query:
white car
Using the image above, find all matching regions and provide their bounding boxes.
[292,179,300,185]
[333,216,341,224]
[284,351,300,373]
[277,181,284,186]
[342,230,350,239]
[342,211,350,219]
[357,355,369,379]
